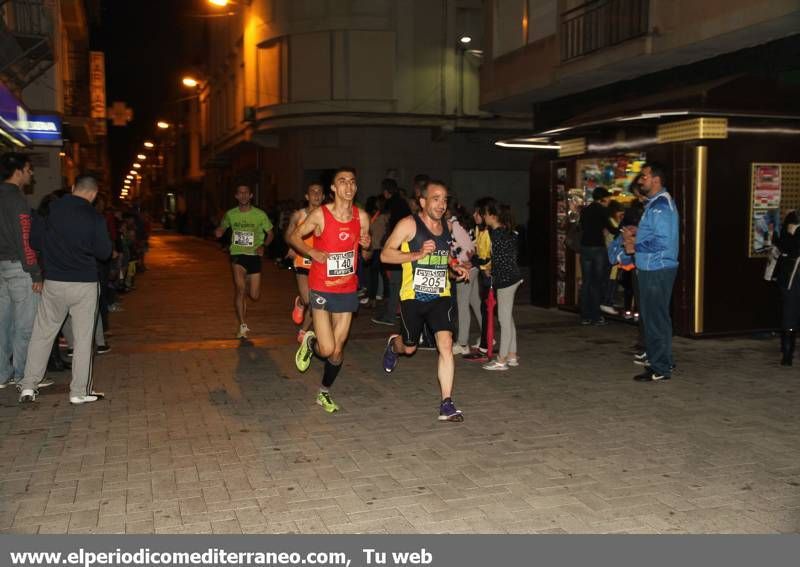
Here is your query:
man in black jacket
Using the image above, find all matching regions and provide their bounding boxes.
[0,153,44,389]
[19,174,112,405]
[579,186,616,325]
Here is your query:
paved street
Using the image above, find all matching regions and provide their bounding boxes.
[1,232,798,534]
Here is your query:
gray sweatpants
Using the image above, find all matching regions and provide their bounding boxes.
[62,310,106,347]
[496,280,522,359]
[455,267,481,346]
[20,280,98,398]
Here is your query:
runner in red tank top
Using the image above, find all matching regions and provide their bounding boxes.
[287,167,371,413]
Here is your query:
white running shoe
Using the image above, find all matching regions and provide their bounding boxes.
[70,395,98,405]
[237,323,250,339]
[507,358,519,367]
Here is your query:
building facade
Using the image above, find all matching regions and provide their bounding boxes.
[191,0,532,232]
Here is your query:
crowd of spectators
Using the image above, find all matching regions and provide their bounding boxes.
[0,151,151,404]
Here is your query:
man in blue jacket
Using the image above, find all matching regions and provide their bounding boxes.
[18,174,112,404]
[614,163,679,381]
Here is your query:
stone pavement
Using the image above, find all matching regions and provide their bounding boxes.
[1,232,799,534]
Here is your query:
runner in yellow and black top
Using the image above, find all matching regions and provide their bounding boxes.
[215,184,274,339]
[285,183,325,343]
[379,180,470,422]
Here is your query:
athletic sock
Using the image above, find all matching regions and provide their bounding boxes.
[322,359,342,389]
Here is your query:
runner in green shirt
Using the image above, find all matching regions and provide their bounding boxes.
[215,184,274,338]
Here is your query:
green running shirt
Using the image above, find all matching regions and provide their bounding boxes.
[220,206,273,256]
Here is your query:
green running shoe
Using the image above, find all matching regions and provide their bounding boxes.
[316,391,339,413]
[295,330,316,372]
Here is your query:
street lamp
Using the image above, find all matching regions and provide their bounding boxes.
[157,121,171,129]
[133,163,142,169]
[144,141,155,148]
[182,76,200,88]
[137,154,147,160]
[208,0,229,6]
[129,170,137,175]
[459,35,472,45]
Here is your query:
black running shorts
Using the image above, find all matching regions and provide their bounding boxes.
[399,297,455,347]
[309,290,359,313]
[231,254,262,275]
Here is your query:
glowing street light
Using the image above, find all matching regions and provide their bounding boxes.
[133,163,142,169]
[143,141,155,148]
[157,121,171,129]
[459,35,472,45]
[126,175,133,180]
[137,154,147,160]
[208,0,229,6]
[182,76,199,88]
[129,170,137,175]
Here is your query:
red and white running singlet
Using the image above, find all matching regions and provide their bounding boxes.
[308,205,361,293]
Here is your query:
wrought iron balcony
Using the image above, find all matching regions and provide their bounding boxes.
[0,0,54,90]
[560,0,649,62]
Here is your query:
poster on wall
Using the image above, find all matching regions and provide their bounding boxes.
[754,165,781,207]
[750,164,782,256]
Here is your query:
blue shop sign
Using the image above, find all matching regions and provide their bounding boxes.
[19,114,62,145]
[0,82,30,146]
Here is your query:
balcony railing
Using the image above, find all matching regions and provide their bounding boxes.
[0,0,54,90]
[0,0,52,37]
[560,0,649,62]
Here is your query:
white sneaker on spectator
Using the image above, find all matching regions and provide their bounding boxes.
[482,360,509,371]
[19,389,36,403]
[70,395,98,405]
[452,344,471,355]
[600,304,619,315]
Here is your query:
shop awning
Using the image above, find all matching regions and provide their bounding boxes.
[496,75,800,149]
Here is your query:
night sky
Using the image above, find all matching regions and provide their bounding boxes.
[92,1,193,195]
